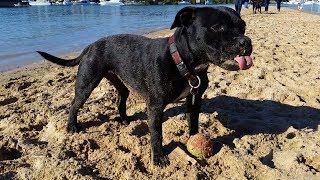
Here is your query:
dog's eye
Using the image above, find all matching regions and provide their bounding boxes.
[210,24,224,32]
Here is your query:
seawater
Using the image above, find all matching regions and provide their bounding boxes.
[0,5,180,71]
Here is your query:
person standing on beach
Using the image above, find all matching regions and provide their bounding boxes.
[298,0,305,10]
[276,0,282,12]
[264,0,270,11]
[235,0,243,15]
[243,0,249,9]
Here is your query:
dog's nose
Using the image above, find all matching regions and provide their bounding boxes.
[239,38,246,46]
[238,36,251,47]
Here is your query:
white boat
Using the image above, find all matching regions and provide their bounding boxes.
[286,0,316,4]
[15,0,31,6]
[99,0,124,6]
[73,0,90,5]
[62,0,73,5]
[304,0,315,4]
[29,0,51,6]
[205,0,214,5]
[283,0,299,4]
[178,0,191,5]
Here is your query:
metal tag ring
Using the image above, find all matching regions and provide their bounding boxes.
[190,87,199,95]
[188,75,201,89]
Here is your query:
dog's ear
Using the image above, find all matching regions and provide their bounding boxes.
[170,6,196,30]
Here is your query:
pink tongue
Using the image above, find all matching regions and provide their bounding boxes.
[235,56,253,70]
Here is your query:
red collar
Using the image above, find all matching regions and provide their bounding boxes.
[169,35,189,77]
[168,35,201,89]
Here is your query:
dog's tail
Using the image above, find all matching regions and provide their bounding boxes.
[37,51,80,67]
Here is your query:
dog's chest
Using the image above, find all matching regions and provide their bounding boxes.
[173,81,191,102]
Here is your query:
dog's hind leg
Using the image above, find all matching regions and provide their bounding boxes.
[105,73,130,125]
[67,63,103,133]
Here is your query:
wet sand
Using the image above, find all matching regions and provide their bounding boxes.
[1,7,320,179]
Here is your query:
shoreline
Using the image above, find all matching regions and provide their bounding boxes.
[1,7,320,179]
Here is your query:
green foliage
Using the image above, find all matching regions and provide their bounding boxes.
[173,0,234,4]
[118,0,235,5]
[134,0,158,5]
[162,0,179,4]
[211,0,234,4]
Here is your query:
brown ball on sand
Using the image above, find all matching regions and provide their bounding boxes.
[186,133,213,159]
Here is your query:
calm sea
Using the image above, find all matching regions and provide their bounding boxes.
[0,4,319,72]
[0,5,185,72]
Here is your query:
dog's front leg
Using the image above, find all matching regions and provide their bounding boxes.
[186,74,209,136]
[147,99,169,167]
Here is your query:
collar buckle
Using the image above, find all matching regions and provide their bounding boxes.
[169,35,190,77]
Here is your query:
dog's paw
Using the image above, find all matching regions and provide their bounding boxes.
[153,155,170,167]
[115,116,131,126]
[122,119,130,126]
[66,124,79,133]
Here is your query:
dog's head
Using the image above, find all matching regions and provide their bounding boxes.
[171,6,253,71]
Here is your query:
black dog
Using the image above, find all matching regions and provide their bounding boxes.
[37,6,253,167]
[251,0,262,14]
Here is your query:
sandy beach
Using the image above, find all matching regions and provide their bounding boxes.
[1,6,320,179]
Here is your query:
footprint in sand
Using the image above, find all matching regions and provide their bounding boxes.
[130,122,149,138]
[0,146,22,161]
[18,81,32,91]
[4,81,15,89]
[0,96,18,106]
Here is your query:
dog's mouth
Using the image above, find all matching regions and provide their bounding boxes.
[234,55,253,70]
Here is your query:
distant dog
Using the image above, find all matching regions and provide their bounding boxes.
[251,0,262,13]
[37,6,253,167]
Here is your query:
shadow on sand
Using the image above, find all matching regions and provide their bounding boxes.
[165,95,320,135]
[83,95,320,137]
[81,95,320,154]
[164,95,320,151]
